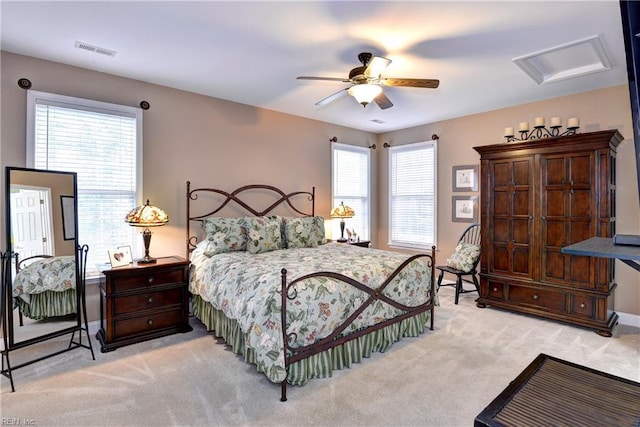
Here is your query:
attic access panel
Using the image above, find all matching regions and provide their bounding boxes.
[513,35,612,84]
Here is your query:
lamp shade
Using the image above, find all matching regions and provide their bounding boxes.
[125,200,168,263]
[348,84,382,107]
[330,201,355,218]
[125,199,169,227]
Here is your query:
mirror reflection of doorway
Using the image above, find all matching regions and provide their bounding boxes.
[9,185,54,259]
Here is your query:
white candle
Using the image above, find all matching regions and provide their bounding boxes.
[534,117,545,127]
[550,116,561,127]
[519,121,529,132]
[567,117,580,128]
[504,127,514,137]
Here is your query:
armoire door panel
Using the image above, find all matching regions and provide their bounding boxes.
[568,155,592,185]
[513,190,531,215]
[545,189,566,216]
[544,251,566,280]
[570,189,592,217]
[512,159,532,185]
[513,248,532,275]
[493,191,510,215]
[492,162,512,186]
[491,245,509,272]
[568,255,592,285]
[493,219,509,242]
[544,157,566,185]
[544,220,565,247]
[512,219,530,244]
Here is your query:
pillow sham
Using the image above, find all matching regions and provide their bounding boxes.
[284,216,326,248]
[445,242,481,272]
[201,217,247,256]
[245,216,283,254]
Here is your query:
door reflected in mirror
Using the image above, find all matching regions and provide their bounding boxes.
[5,167,80,347]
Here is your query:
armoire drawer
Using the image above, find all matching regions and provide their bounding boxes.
[508,284,566,313]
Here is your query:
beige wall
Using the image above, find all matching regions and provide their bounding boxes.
[1,51,638,320]
[377,85,640,317]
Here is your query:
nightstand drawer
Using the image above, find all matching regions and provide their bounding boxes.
[113,308,183,338]
[113,287,184,315]
[109,269,185,293]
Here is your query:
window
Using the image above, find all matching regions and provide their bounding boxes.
[388,141,437,249]
[27,90,142,278]
[331,143,370,241]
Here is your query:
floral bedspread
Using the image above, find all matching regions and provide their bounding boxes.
[189,242,433,383]
[13,255,76,302]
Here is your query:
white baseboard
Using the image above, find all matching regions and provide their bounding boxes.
[617,311,640,327]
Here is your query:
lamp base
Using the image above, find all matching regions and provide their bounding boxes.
[336,238,348,243]
[136,255,157,264]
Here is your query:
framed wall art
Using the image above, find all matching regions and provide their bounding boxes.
[60,195,75,240]
[452,195,478,223]
[452,165,478,192]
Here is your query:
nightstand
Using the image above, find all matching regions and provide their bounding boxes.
[348,240,370,248]
[97,255,192,352]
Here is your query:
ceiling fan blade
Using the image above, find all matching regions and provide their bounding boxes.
[297,76,351,83]
[364,56,391,79]
[374,92,393,110]
[380,78,440,88]
[315,88,349,107]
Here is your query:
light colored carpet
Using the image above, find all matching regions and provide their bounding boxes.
[1,285,638,427]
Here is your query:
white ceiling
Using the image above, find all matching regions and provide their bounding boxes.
[0,1,629,134]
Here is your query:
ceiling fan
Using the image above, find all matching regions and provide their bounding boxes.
[297,52,439,109]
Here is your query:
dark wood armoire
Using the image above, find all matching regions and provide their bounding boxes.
[473,130,623,336]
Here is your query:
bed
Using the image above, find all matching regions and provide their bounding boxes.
[187,182,437,401]
[12,254,77,323]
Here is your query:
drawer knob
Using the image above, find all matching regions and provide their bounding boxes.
[579,302,586,309]
[532,294,539,300]
[492,287,498,292]
[147,319,153,326]
[147,276,154,284]
[146,296,154,304]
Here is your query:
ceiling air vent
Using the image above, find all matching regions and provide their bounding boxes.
[74,41,116,57]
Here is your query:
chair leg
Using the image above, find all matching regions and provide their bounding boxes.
[436,270,444,291]
[455,276,462,304]
[472,274,480,294]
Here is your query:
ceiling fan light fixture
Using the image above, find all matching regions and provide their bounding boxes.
[348,84,382,107]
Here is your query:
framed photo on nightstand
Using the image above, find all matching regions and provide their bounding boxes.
[108,246,132,268]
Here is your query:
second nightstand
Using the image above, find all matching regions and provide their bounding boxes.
[97,255,192,352]
[347,240,370,248]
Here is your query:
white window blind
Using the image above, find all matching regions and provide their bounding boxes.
[331,143,370,241]
[389,141,437,249]
[27,90,142,278]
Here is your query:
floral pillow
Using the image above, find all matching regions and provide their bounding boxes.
[284,216,326,249]
[244,216,283,254]
[445,242,481,272]
[201,217,247,256]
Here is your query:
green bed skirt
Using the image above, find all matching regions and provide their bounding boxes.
[13,289,77,321]
[192,294,431,386]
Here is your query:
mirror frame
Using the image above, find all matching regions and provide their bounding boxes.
[2,166,93,354]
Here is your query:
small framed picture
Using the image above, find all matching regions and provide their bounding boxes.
[452,165,478,192]
[108,246,132,268]
[452,196,478,223]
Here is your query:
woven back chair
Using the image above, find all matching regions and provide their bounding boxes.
[436,223,481,304]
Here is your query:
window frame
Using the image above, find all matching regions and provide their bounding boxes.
[387,140,438,250]
[331,142,371,242]
[26,90,143,279]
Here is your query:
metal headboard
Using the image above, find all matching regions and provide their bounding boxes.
[186,181,315,256]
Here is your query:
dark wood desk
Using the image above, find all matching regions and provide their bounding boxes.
[561,237,640,272]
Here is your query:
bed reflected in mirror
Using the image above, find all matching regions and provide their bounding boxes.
[5,167,80,347]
